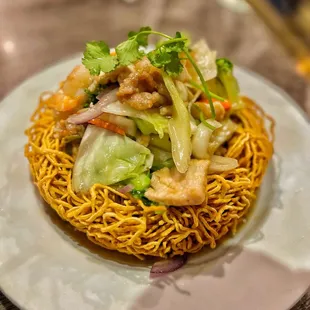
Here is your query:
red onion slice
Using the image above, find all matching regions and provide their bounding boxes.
[96,87,114,101]
[67,88,119,124]
[118,184,134,194]
[150,255,187,277]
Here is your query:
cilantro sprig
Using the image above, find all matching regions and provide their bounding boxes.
[82,41,118,75]
[82,26,216,118]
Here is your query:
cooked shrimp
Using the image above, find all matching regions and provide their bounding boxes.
[48,65,94,113]
[62,65,93,97]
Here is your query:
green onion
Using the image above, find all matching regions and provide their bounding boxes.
[188,80,226,102]
[184,50,216,119]
[193,104,216,130]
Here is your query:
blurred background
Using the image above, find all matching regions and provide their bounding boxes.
[1,0,310,116]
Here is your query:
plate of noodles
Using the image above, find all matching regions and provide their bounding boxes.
[0,27,310,310]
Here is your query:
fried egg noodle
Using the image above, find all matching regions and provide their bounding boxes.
[25,96,274,260]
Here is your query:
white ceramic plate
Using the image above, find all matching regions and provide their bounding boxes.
[0,56,310,310]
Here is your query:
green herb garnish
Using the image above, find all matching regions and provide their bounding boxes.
[131,189,156,206]
[189,80,226,102]
[82,26,216,118]
[83,84,107,108]
[82,41,118,75]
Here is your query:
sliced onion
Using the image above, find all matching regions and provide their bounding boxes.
[96,86,117,100]
[209,155,239,174]
[192,120,221,160]
[99,113,137,137]
[208,119,238,154]
[192,123,212,159]
[67,88,119,124]
[188,89,201,135]
[175,80,188,102]
[190,119,198,135]
[101,101,167,138]
[150,255,187,277]
[191,39,217,81]
[118,184,134,194]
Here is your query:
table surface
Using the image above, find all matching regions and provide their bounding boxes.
[0,0,309,309]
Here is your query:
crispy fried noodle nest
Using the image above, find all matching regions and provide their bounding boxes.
[25,96,274,260]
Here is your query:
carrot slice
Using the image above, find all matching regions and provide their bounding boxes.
[219,100,231,110]
[202,98,232,111]
[88,118,125,136]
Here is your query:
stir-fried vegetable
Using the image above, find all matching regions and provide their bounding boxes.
[84,84,107,108]
[208,119,239,155]
[163,73,191,173]
[67,88,118,124]
[206,78,228,100]
[101,101,168,138]
[200,98,231,111]
[149,134,171,152]
[88,118,125,136]
[72,126,153,192]
[134,119,157,136]
[149,146,174,171]
[192,123,213,159]
[99,113,137,137]
[150,256,187,277]
[82,26,216,118]
[216,58,240,105]
[175,80,189,102]
[191,39,217,82]
[136,134,151,147]
[209,155,238,173]
[129,173,151,191]
[130,189,156,206]
[192,121,221,160]
[66,27,243,194]
[188,80,226,102]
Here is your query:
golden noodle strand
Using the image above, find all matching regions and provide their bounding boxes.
[25,96,274,259]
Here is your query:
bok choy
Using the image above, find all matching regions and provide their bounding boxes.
[101,101,168,138]
[216,58,240,107]
[162,73,191,173]
[208,119,239,155]
[149,146,174,171]
[192,122,219,159]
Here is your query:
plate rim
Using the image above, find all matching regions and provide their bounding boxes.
[0,54,309,310]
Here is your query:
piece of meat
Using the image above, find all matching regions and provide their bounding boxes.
[54,119,85,139]
[123,92,167,110]
[117,57,171,110]
[99,66,132,85]
[145,159,210,206]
